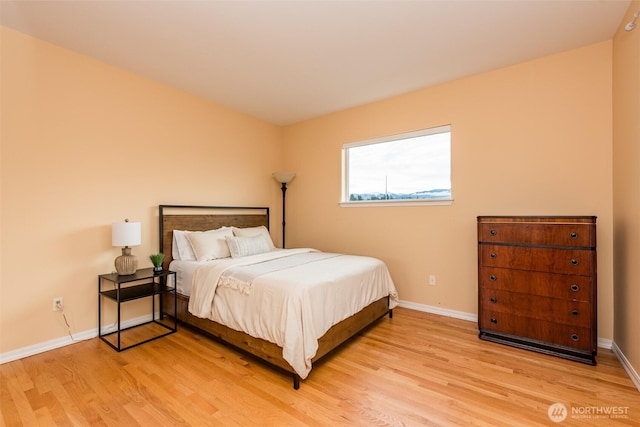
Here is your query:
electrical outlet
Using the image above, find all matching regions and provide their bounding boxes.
[53,297,63,311]
[429,275,436,286]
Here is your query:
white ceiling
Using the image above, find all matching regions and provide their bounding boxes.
[1,0,631,125]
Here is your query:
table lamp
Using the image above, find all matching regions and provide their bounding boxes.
[112,219,141,275]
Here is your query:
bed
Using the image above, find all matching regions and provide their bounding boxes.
[159,204,398,389]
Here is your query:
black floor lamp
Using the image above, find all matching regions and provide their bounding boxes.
[272,172,296,248]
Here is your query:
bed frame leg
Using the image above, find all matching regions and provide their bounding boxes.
[293,375,300,390]
[389,308,393,319]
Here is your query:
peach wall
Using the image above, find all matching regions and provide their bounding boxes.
[0,27,284,353]
[612,1,640,380]
[284,42,614,339]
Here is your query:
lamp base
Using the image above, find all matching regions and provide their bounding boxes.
[115,247,138,275]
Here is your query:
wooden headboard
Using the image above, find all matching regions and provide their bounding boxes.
[159,205,270,270]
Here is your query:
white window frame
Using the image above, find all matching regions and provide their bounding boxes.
[341,125,452,207]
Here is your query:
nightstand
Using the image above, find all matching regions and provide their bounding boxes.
[98,268,177,351]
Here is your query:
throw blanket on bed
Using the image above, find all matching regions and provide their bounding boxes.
[218,252,341,295]
[188,248,399,379]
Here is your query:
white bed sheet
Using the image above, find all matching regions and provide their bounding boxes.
[187,248,399,379]
[168,259,209,296]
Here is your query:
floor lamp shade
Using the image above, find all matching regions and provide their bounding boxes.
[112,220,141,275]
[272,172,296,184]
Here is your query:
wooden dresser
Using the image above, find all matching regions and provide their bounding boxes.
[477,216,597,364]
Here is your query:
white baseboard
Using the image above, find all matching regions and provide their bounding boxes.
[0,329,97,365]
[0,314,154,365]
[598,337,613,350]
[398,300,478,322]
[611,341,640,392]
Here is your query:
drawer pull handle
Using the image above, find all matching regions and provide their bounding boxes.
[489,275,497,281]
[490,318,497,324]
[490,229,497,236]
[571,259,579,266]
[570,232,579,239]
[571,310,579,316]
[490,297,497,303]
[570,284,580,292]
[571,334,579,341]
[490,253,497,259]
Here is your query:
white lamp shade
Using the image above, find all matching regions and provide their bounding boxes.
[112,221,141,247]
[272,172,296,184]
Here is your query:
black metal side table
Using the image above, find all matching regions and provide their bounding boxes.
[98,268,177,351]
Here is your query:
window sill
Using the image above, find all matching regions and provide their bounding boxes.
[339,199,454,208]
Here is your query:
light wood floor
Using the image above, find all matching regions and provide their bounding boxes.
[2,308,638,426]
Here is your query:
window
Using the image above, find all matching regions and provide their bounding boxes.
[342,125,451,205]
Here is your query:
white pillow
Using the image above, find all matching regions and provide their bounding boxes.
[225,235,272,258]
[232,226,276,249]
[185,228,234,261]
[173,230,195,261]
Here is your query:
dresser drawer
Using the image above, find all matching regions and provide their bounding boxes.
[478,222,595,247]
[479,289,591,327]
[479,267,592,301]
[479,310,592,351]
[480,244,594,275]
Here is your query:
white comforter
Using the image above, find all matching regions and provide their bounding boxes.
[188,248,399,379]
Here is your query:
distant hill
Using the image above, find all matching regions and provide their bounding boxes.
[349,188,451,201]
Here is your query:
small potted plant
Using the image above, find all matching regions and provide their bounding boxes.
[149,253,164,274]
